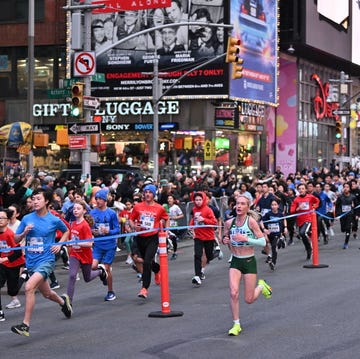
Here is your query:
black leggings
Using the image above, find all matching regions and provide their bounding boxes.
[136,234,160,289]
[193,238,214,277]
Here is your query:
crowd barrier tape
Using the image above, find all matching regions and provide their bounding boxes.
[2,205,359,254]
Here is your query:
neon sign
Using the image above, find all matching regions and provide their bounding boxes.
[311,74,339,120]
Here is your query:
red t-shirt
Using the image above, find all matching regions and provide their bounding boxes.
[69,220,93,264]
[0,227,25,268]
[130,201,169,237]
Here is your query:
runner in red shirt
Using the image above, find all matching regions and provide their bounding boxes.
[66,200,108,303]
[0,209,25,321]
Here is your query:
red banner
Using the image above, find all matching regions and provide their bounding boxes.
[92,0,171,13]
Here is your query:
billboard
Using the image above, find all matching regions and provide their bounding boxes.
[73,0,228,99]
[229,0,278,105]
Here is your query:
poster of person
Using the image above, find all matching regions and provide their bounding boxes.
[80,0,227,98]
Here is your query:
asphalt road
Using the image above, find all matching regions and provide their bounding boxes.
[2,225,360,359]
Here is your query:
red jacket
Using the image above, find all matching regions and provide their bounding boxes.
[189,191,217,241]
[290,193,319,227]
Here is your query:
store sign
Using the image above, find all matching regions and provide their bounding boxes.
[102,122,178,132]
[214,107,238,129]
[311,73,340,120]
[238,102,265,118]
[33,100,179,117]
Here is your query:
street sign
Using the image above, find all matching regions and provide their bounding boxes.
[74,52,96,77]
[332,109,351,116]
[68,122,100,135]
[92,73,106,83]
[83,96,101,110]
[47,88,71,99]
[62,78,78,88]
[69,135,87,149]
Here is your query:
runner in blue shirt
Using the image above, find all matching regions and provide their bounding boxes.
[11,188,72,337]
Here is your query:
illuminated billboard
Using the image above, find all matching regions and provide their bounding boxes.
[229,0,278,105]
[71,0,229,99]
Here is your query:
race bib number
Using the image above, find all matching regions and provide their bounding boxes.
[140,214,155,229]
[342,205,351,213]
[28,237,44,253]
[0,240,10,255]
[268,223,280,233]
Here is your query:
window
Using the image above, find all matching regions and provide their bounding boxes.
[0,0,44,23]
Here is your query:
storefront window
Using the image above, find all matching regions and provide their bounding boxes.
[17,58,53,95]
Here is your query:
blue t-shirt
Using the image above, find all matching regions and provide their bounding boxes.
[16,211,68,269]
[90,207,120,250]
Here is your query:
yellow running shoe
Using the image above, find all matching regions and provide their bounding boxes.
[258,279,272,299]
[228,323,242,336]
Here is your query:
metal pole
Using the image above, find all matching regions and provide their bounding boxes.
[82,0,92,178]
[152,54,160,182]
[28,0,35,174]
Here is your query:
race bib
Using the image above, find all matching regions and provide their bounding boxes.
[342,205,351,213]
[140,214,155,229]
[28,237,44,253]
[268,223,280,233]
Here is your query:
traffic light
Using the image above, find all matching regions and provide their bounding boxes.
[225,37,240,63]
[71,83,84,118]
[232,61,244,79]
[335,121,342,139]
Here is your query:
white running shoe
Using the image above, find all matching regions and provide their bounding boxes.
[125,256,134,265]
[6,299,21,309]
[330,228,335,236]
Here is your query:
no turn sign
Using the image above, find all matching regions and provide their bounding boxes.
[74,52,96,77]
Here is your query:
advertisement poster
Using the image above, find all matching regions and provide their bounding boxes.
[74,0,228,98]
[230,0,278,105]
[275,57,297,176]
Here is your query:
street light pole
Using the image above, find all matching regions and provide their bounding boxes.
[28,0,35,174]
[152,55,161,182]
[82,0,92,178]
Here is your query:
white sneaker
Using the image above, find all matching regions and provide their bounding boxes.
[76,273,81,281]
[330,228,335,236]
[228,254,233,263]
[192,276,201,286]
[5,298,21,309]
[116,247,121,252]
[125,256,134,265]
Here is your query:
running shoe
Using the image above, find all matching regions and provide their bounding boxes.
[265,255,272,263]
[170,253,178,260]
[0,310,5,321]
[11,322,30,337]
[138,287,148,299]
[5,298,21,309]
[343,243,349,249]
[192,276,201,286]
[154,271,161,285]
[269,262,275,271]
[258,279,272,299]
[125,255,134,265]
[104,291,116,301]
[200,270,206,280]
[60,294,73,318]
[228,323,242,336]
[62,264,70,270]
[50,281,60,289]
[98,264,108,286]
[329,228,335,236]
